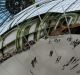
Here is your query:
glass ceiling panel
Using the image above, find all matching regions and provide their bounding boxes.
[1,0,80,35]
[0,0,12,27]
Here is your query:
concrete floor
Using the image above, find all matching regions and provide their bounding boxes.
[0,34,80,75]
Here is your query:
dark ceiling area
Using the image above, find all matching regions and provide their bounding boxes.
[6,0,34,14]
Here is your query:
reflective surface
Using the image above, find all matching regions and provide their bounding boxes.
[0,35,80,75]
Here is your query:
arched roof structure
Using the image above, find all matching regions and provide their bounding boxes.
[0,0,80,35]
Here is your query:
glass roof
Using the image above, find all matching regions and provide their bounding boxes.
[0,0,12,27]
[0,0,80,36]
